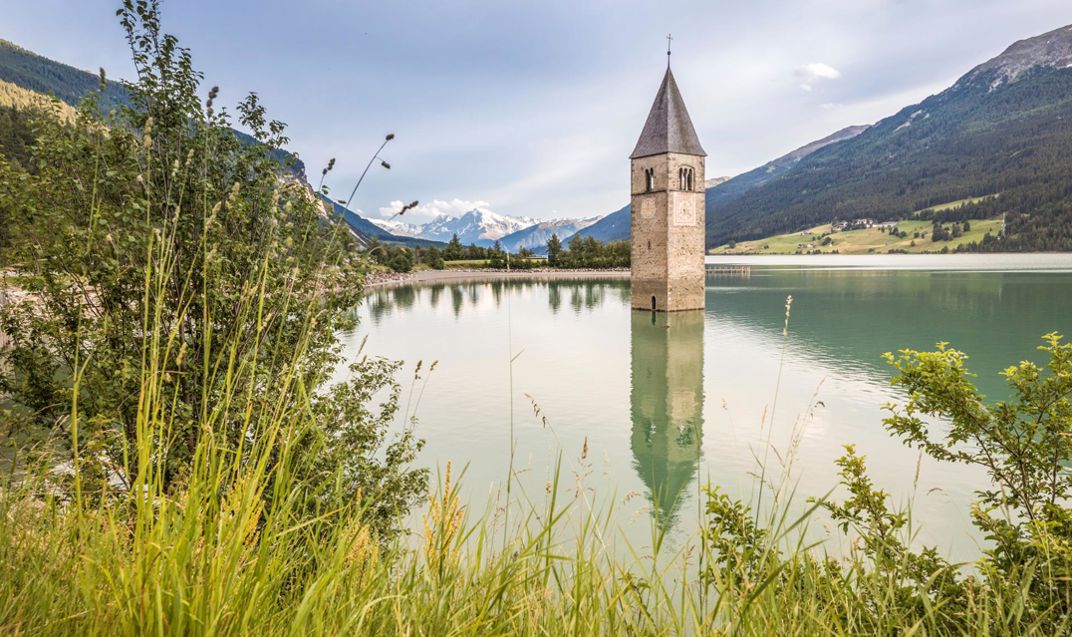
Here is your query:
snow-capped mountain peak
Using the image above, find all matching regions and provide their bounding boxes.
[497,215,603,254]
[370,208,539,247]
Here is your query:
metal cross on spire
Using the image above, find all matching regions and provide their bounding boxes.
[666,33,673,64]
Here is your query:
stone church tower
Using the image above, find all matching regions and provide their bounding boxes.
[630,62,706,312]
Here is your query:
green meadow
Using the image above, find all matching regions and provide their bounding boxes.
[712,218,1004,255]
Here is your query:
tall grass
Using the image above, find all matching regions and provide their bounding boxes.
[1,413,1057,636]
[0,256,1062,634]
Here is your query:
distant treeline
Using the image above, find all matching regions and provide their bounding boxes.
[366,233,630,272]
[547,234,629,268]
[947,192,1072,253]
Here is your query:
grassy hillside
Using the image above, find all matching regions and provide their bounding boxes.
[920,194,997,213]
[712,217,1004,255]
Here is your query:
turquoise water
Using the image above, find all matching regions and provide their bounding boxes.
[342,255,1072,560]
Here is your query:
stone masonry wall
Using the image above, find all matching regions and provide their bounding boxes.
[631,152,706,311]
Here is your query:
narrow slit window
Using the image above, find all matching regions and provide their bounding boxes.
[644,168,655,192]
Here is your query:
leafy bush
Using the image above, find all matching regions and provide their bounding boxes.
[700,333,1072,633]
[0,0,425,536]
[884,333,1072,619]
[388,252,414,273]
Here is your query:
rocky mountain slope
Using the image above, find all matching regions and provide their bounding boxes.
[957,24,1072,89]
[367,218,423,238]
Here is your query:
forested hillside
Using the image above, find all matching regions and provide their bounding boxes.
[0,38,129,111]
[711,25,1072,251]
[0,87,43,168]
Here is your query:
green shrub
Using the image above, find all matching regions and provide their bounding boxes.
[698,333,1072,634]
[0,0,425,536]
[388,252,413,272]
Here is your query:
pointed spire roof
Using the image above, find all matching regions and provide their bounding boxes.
[630,66,706,159]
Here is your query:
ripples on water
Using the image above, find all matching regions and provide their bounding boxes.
[341,256,1072,560]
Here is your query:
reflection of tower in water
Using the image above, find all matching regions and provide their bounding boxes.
[630,310,704,530]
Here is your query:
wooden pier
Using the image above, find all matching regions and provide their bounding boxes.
[706,264,751,278]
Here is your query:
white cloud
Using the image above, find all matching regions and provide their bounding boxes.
[801,62,843,80]
[375,198,496,224]
[796,62,843,91]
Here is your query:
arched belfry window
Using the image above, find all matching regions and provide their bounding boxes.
[678,166,695,191]
[644,168,656,193]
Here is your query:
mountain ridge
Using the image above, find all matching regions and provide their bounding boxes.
[318,195,446,247]
[958,24,1072,89]
[0,38,311,181]
[370,208,541,247]
[497,216,602,254]
[419,209,537,246]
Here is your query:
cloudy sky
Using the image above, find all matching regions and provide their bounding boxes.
[5,0,1072,223]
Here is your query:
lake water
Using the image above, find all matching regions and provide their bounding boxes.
[341,254,1072,561]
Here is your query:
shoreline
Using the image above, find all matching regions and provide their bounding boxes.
[363,253,1072,289]
[366,268,629,288]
